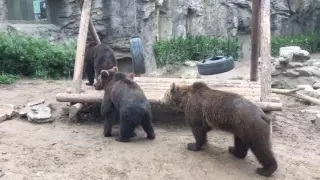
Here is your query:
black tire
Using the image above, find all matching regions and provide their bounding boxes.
[196,56,234,75]
[130,35,146,74]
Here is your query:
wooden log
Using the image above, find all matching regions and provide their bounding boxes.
[69,103,84,122]
[272,88,320,105]
[72,0,92,93]
[134,77,261,84]
[56,93,282,111]
[79,0,101,45]
[250,0,260,81]
[259,0,272,102]
[69,0,92,122]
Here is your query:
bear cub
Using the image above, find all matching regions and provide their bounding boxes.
[161,82,278,177]
[95,67,156,142]
[75,42,117,86]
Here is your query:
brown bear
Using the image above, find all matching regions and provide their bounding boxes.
[161,81,278,177]
[94,67,155,142]
[75,42,118,86]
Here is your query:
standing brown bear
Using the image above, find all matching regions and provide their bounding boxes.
[75,42,117,86]
[94,67,156,142]
[161,82,278,177]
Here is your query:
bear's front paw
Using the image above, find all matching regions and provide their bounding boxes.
[187,143,201,151]
[86,82,94,86]
[104,132,112,137]
[115,136,131,142]
[147,133,155,140]
[256,166,277,177]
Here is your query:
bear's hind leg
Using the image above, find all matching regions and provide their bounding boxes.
[115,115,136,142]
[228,135,249,159]
[250,143,278,177]
[141,112,155,140]
[187,127,207,151]
[85,62,95,86]
[103,109,117,137]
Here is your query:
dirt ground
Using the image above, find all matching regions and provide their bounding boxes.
[1,60,320,180]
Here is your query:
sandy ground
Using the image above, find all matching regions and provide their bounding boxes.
[1,60,320,180]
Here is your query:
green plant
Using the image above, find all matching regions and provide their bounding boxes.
[271,31,320,56]
[153,35,240,67]
[0,73,19,84]
[0,30,76,79]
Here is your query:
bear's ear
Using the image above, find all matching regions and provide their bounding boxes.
[101,70,110,77]
[111,66,118,72]
[128,73,135,79]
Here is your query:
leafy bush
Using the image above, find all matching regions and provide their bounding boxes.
[271,31,320,56]
[0,73,19,84]
[153,35,240,67]
[0,31,76,79]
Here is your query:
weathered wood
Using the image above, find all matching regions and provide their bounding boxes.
[79,0,101,45]
[56,92,282,111]
[69,103,84,122]
[259,0,272,102]
[272,88,320,105]
[72,0,92,93]
[250,0,260,81]
[134,77,261,84]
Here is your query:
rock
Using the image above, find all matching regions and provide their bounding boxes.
[279,46,301,58]
[278,56,290,65]
[300,106,320,114]
[292,50,310,62]
[287,62,303,68]
[183,60,197,67]
[312,82,320,89]
[0,104,17,123]
[282,69,299,77]
[271,69,281,76]
[296,66,320,77]
[19,100,53,124]
[279,46,310,63]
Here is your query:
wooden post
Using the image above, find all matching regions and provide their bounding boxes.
[79,0,101,45]
[72,0,92,93]
[259,0,272,101]
[250,0,260,81]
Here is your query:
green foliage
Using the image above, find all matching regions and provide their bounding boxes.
[153,35,240,67]
[0,73,19,84]
[271,32,320,56]
[0,31,76,79]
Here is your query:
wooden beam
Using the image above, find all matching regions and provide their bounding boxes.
[259,0,272,101]
[250,0,260,81]
[72,0,92,93]
[56,93,283,112]
[79,0,101,45]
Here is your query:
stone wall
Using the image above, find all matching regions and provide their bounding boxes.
[1,0,320,73]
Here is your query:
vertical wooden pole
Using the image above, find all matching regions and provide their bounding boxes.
[250,0,260,81]
[79,0,101,45]
[71,0,92,93]
[259,0,272,101]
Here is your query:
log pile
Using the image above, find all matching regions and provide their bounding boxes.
[56,77,283,112]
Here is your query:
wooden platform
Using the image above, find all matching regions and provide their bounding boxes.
[56,77,282,112]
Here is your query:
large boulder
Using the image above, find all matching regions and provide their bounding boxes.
[279,46,310,63]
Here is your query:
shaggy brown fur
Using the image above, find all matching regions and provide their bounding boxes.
[161,81,278,177]
[75,42,117,86]
[96,67,155,142]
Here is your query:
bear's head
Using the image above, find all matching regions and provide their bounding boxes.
[161,82,188,110]
[93,67,135,90]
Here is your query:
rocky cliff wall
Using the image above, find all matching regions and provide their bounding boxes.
[1,0,320,73]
